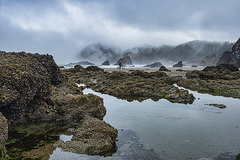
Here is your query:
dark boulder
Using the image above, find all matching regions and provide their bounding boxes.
[159,66,171,72]
[217,38,240,68]
[102,60,110,65]
[144,62,163,68]
[115,56,133,65]
[173,61,183,67]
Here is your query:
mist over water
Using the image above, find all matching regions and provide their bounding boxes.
[76,40,233,66]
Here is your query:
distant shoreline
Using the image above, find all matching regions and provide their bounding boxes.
[102,66,205,77]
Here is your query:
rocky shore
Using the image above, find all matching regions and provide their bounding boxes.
[63,65,195,104]
[0,51,118,159]
[1,47,240,159]
[175,64,240,98]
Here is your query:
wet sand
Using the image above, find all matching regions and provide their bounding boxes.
[103,66,205,77]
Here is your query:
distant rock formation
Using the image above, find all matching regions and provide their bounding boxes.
[217,38,240,68]
[67,61,95,66]
[115,56,133,65]
[102,60,110,65]
[173,61,183,67]
[144,62,162,68]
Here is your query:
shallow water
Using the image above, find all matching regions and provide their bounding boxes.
[49,86,240,160]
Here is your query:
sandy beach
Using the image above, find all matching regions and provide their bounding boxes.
[103,66,205,77]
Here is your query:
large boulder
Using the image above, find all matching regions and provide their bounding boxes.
[0,112,8,158]
[159,66,171,72]
[217,38,240,68]
[0,51,65,122]
[115,56,133,65]
[144,62,163,68]
[55,117,118,156]
[173,61,183,67]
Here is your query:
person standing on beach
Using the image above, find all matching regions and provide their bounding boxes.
[119,62,122,69]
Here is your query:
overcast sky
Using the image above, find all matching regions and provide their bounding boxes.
[0,0,239,64]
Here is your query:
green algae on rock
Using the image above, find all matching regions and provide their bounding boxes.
[0,112,8,160]
[55,117,118,156]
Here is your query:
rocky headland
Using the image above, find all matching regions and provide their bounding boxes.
[217,38,240,68]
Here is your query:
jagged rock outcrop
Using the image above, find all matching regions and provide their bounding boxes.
[55,117,118,156]
[173,61,183,67]
[0,112,8,159]
[115,56,133,65]
[102,60,110,65]
[144,62,162,68]
[0,51,65,122]
[217,38,240,68]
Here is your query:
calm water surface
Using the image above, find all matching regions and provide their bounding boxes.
[50,86,240,160]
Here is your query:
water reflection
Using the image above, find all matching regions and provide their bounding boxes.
[79,87,240,160]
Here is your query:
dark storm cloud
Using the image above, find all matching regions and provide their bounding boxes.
[0,0,239,63]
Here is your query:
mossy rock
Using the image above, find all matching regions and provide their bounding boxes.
[56,117,118,156]
[0,51,65,122]
[236,153,240,160]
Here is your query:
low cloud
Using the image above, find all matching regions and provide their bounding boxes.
[0,0,239,63]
